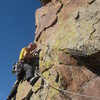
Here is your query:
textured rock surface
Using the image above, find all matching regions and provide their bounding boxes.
[16,0,100,100]
[40,0,51,6]
[16,81,32,100]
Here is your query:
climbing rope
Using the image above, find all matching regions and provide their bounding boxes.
[35,70,100,99]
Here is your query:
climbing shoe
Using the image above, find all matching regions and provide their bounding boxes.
[7,96,16,100]
[30,76,40,86]
[7,96,11,100]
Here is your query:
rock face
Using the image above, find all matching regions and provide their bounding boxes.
[16,0,100,100]
[40,0,51,6]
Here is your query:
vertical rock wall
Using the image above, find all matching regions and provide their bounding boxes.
[16,0,100,100]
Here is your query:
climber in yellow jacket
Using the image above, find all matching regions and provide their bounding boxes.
[19,42,37,62]
[7,42,40,100]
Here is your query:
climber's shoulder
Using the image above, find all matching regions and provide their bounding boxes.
[19,47,28,60]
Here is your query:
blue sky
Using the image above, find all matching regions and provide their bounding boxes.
[0,0,41,99]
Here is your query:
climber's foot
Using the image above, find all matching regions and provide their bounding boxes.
[30,76,40,86]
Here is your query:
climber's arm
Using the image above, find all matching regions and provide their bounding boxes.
[30,49,38,56]
[30,49,36,55]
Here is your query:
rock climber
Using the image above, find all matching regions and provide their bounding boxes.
[7,42,40,100]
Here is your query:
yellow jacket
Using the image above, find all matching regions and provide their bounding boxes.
[19,48,27,60]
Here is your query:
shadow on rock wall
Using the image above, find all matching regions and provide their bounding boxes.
[67,48,100,76]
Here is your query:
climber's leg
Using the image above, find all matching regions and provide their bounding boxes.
[7,72,24,100]
[23,63,40,86]
[23,63,34,81]
[29,76,40,86]
[7,79,20,100]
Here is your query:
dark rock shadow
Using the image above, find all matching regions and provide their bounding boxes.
[41,0,51,6]
[66,48,100,76]
[78,51,100,76]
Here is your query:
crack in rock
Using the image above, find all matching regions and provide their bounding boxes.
[75,11,80,20]
[89,28,96,39]
[88,0,96,4]
[92,18,100,27]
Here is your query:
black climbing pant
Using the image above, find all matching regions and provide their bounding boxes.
[8,63,34,99]
[23,63,34,81]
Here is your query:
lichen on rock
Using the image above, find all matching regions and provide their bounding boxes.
[16,0,100,99]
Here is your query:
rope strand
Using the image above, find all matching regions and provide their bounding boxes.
[35,70,100,99]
